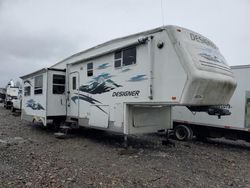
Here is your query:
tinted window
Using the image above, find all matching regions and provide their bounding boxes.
[24,86,31,96]
[53,74,65,94]
[115,51,122,59]
[114,47,136,68]
[72,77,76,90]
[123,47,136,66]
[114,60,122,68]
[87,70,93,77]
[87,62,93,70]
[114,51,122,68]
[53,86,65,94]
[53,75,65,84]
[87,62,93,77]
[34,75,43,95]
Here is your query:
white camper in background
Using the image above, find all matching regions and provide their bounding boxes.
[11,89,22,112]
[20,26,236,140]
[4,81,19,109]
[172,65,250,142]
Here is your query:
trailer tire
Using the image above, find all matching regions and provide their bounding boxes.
[174,125,193,141]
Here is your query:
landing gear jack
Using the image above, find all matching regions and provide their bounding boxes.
[123,135,128,149]
[162,129,175,146]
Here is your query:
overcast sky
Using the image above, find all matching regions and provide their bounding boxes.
[0,0,249,87]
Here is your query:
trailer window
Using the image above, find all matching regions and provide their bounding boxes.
[114,47,136,68]
[114,51,122,68]
[24,86,31,96]
[72,76,76,90]
[34,75,43,95]
[123,47,136,66]
[53,74,65,94]
[87,62,93,77]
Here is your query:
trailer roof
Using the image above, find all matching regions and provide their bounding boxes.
[20,68,47,79]
[50,26,169,68]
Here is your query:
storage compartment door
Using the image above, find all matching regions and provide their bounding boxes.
[133,106,170,128]
[126,105,171,134]
[89,105,109,128]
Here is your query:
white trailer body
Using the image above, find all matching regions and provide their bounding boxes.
[4,86,19,108]
[12,89,22,111]
[21,68,66,125]
[172,65,250,141]
[6,87,19,97]
[12,97,21,111]
[21,25,236,135]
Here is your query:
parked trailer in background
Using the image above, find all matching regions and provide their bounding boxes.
[20,26,236,141]
[172,65,250,141]
[11,89,22,112]
[0,88,6,103]
[4,84,19,109]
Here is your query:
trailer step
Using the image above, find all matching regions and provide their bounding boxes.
[63,119,79,129]
[54,132,67,139]
[65,119,78,123]
[60,125,71,130]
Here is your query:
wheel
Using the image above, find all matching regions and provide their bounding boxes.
[174,125,193,141]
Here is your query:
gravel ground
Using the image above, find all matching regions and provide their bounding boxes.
[1,104,250,188]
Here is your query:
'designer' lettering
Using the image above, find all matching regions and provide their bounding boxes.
[112,90,140,97]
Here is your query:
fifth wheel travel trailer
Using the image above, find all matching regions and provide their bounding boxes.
[172,65,250,142]
[20,25,236,142]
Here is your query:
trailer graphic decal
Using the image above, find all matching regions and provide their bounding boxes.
[97,63,110,70]
[128,74,147,82]
[199,53,225,64]
[26,99,45,110]
[197,47,226,65]
[121,68,131,72]
[24,80,32,86]
[79,73,122,94]
[71,93,107,114]
[112,90,140,97]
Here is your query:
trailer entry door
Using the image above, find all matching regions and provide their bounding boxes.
[68,72,79,118]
